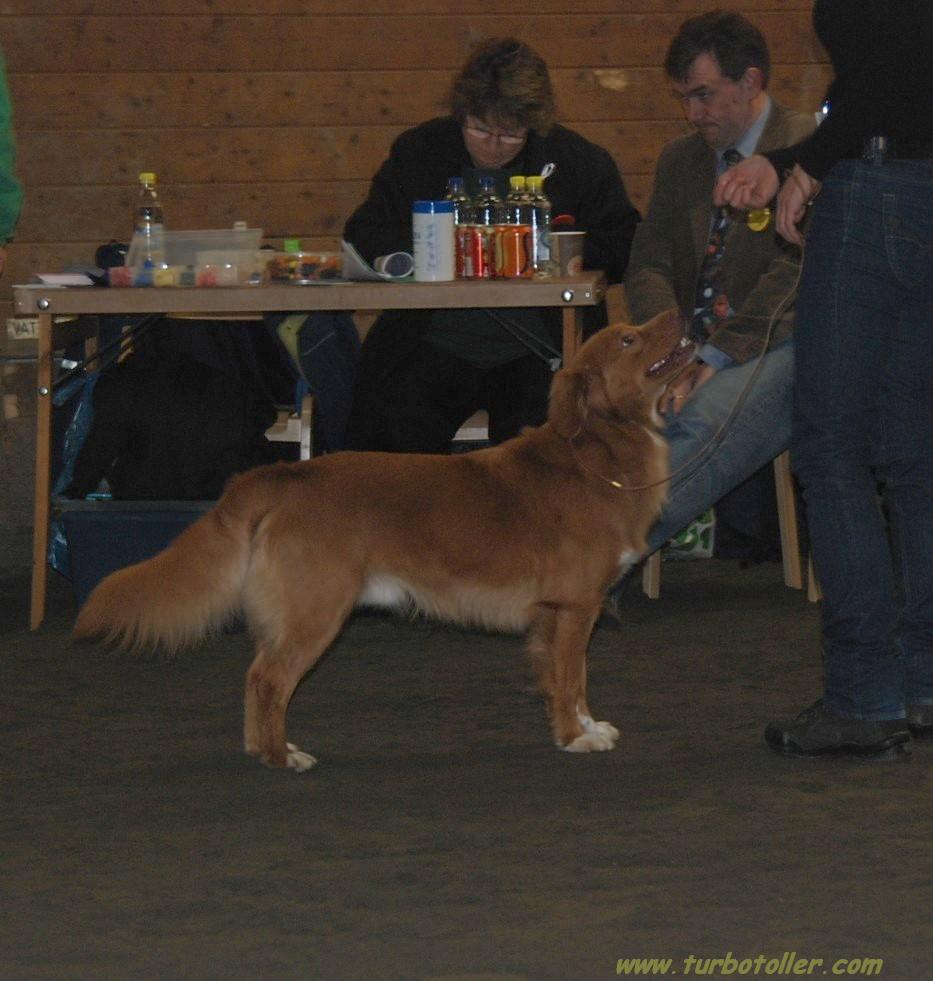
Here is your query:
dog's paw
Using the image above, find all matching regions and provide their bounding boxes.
[286,742,317,772]
[562,720,620,753]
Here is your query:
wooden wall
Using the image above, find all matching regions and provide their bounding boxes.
[0,2,828,516]
[1,1,827,333]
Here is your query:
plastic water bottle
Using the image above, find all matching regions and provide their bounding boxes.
[526,175,552,274]
[445,176,473,225]
[134,172,166,268]
[504,175,530,224]
[472,176,502,226]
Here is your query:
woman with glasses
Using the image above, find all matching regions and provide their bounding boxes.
[343,37,640,453]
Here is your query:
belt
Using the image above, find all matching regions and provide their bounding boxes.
[858,135,933,164]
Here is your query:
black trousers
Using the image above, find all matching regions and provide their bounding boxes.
[343,336,556,453]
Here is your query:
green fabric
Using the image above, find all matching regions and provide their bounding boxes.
[0,49,23,243]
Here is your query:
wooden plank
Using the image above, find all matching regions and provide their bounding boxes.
[9,169,657,246]
[3,13,821,73]
[12,272,607,317]
[30,313,53,629]
[14,120,686,188]
[4,1,815,14]
[13,181,369,242]
[9,65,833,130]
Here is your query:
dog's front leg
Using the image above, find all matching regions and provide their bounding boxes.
[546,604,619,753]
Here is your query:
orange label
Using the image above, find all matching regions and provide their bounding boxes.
[493,225,533,278]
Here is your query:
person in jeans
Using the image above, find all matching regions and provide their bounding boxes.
[604,10,814,614]
[716,0,933,759]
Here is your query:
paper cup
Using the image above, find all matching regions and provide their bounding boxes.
[549,230,586,276]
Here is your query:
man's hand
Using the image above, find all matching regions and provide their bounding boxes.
[714,154,779,210]
[776,164,821,247]
[660,360,716,415]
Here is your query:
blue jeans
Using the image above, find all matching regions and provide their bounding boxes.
[793,159,933,720]
[645,338,793,554]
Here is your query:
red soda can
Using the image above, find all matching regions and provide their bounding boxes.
[455,225,474,278]
[462,225,495,279]
[494,224,533,278]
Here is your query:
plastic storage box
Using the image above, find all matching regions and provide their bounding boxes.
[265,251,342,282]
[58,499,212,606]
[119,227,265,287]
[126,227,263,267]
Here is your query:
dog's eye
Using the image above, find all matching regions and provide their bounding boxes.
[620,334,636,348]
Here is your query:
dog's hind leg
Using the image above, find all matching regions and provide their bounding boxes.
[526,605,557,699]
[243,600,354,772]
[546,603,619,753]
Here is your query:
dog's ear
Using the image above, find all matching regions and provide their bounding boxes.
[548,367,589,439]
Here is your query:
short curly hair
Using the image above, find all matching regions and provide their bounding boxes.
[449,37,556,136]
[665,10,771,87]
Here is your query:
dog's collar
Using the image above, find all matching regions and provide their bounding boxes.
[567,423,669,492]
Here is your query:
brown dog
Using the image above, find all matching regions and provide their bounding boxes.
[74,310,692,771]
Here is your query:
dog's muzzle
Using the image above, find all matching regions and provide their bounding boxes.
[647,336,695,378]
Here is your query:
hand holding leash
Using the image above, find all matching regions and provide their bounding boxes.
[713,154,779,210]
[660,360,715,415]
[776,164,821,246]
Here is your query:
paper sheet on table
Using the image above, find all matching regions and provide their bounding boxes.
[340,241,413,281]
[33,273,96,286]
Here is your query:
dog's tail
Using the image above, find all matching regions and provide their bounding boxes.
[73,467,276,653]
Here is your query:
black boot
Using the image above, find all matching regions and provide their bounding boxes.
[907,704,933,740]
[764,700,911,761]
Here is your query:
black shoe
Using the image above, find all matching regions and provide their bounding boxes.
[907,704,933,740]
[764,700,911,761]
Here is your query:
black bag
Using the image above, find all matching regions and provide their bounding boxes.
[67,319,285,501]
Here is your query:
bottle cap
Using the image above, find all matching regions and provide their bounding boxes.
[509,175,526,191]
[139,172,156,184]
[283,237,301,253]
[526,176,542,192]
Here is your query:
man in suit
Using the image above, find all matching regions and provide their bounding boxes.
[608,10,816,605]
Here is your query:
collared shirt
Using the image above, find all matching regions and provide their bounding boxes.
[717,95,772,173]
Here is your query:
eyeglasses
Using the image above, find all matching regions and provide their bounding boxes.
[463,124,527,146]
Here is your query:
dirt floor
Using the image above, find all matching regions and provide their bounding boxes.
[2,530,931,980]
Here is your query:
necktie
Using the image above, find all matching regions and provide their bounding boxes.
[691,148,742,341]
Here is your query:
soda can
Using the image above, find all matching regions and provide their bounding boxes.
[460,225,495,279]
[494,224,533,279]
[455,225,475,278]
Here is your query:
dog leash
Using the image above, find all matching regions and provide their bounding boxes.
[567,247,805,493]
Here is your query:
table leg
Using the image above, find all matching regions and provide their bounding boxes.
[30,312,53,630]
[562,306,584,363]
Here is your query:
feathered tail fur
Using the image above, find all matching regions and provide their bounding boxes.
[73,470,272,653]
